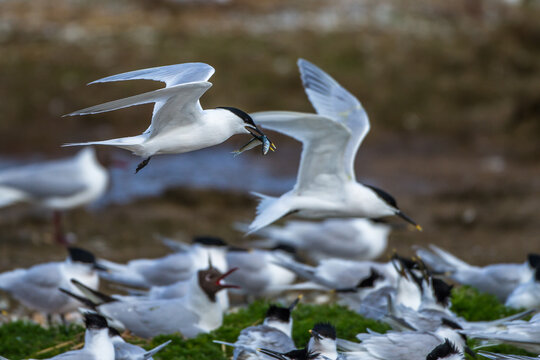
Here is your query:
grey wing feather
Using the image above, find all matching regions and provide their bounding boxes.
[89,63,215,87]
[101,300,200,339]
[359,332,440,360]
[48,350,96,360]
[479,352,538,360]
[0,159,86,198]
[297,58,369,180]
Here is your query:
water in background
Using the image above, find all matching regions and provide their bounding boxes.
[0,146,296,209]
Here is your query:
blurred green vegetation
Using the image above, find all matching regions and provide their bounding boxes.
[0,287,535,359]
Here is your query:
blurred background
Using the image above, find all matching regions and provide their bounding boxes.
[1,0,539,268]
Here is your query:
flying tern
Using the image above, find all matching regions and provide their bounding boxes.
[248,59,420,233]
[64,62,275,172]
[0,147,108,244]
[0,247,104,322]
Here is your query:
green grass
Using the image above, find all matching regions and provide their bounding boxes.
[0,288,535,359]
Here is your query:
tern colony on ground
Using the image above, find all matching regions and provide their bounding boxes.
[1,59,536,360]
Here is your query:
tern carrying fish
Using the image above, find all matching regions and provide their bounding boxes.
[64,62,276,172]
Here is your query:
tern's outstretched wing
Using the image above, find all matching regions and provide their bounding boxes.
[252,111,351,195]
[298,59,369,181]
[89,63,215,87]
[66,82,213,138]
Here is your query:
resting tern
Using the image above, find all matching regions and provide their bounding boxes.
[213,299,300,360]
[416,245,540,301]
[0,247,104,321]
[246,218,392,262]
[479,352,540,360]
[463,313,540,353]
[337,319,473,360]
[98,236,228,287]
[64,62,275,172]
[0,147,108,244]
[16,313,114,360]
[225,246,297,298]
[62,263,239,338]
[505,265,540,309]
[107,326,171,360]
[259,322,339,360]
[247,59,420,233]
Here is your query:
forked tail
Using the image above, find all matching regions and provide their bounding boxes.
[247,192,293,234]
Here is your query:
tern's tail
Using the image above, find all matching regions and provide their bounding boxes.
[142,340,172,360]
[0,186,28,208]
[415,244,472,274]
[247,193,293,234]
[0,269,25,290]
[70,279,117,305]
[63,135,146,153]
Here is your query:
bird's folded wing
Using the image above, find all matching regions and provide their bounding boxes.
[252,111,351,195]
[0,159,86,198]
[89,63,215,88]
[298,59,369,180]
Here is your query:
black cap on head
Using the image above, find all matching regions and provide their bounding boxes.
[357,268,383,288]
[441,318,463,330]
[266,305,291,323]
[84,313,108,330]
[528,254,540,269]
[432,278,453,307]
[192,236,228,247]
[312,322,336,340]
[426,339,460,360]
[68,247,96,264]
[272,244,297,255]
[364,184,398,208]
[218,106,257,127]
[108,326,121,338]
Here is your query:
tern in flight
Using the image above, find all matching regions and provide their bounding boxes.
[248,59,420,233]
[64,62,275,172]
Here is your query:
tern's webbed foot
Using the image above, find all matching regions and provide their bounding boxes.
[135,157,151,173]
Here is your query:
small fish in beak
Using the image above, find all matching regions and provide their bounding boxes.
[234,132,277,156]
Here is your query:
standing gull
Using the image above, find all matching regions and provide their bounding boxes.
[0,147,108,244]
[248,59,420,233]
[64,62,275,172]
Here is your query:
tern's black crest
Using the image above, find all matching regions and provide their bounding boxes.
[272,244,297,255]
[441,318,463,330]
[227,246,249,252]
[426,339,460,360]
[192,236,228,247]
[266,305,291,323]
[432,278,453,307]
[218,106,257,127]
[357,268,383,288]
[108,326,122,338]
[68,247,96,264]
[364,184,398,208]
[84,313,108,330]
[535,266,540,282]
[312,323,336,340]
[528,254,540,268]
